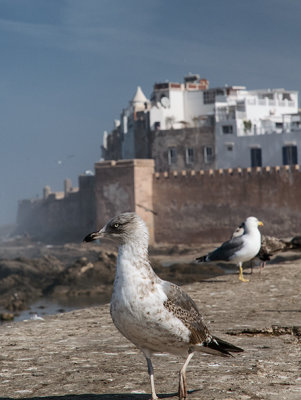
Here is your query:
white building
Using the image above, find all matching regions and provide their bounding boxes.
[214,88,300,168]
[120,86,150,159]
[148,77,300,168]
[104,75,300,169]
[150,75,211,130]
[215,87,298,137]
[149,79,299,135]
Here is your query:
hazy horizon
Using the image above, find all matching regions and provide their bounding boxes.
[1,0,301,226]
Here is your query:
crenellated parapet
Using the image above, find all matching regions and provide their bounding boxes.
[16,159,301,244]
[154,164,300,179]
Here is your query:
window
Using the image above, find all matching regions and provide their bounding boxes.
[236,101,246,112]
[168,147,177,165]
[204,146,213,163]
[282,93,292,101]
[262,93,274,100]
[154,121,161,130]
[222,125,233,134]
[203,88,224,104]
[185,148,194,164]
[282,145,298,165]
[250,148,262,167]
[203,90,215,104]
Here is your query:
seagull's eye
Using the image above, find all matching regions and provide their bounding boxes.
[114,223,119,228]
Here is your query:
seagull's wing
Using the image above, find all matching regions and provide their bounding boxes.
[161,280,210,344]
[205,236,245,262]
[161,280,243,355]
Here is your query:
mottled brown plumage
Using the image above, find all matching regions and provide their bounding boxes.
[162,283,210,345]
[84,212,243,400]
[259,234,301,260]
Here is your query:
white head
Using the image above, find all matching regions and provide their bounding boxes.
[244,216,263,233]
[84,212,149,247]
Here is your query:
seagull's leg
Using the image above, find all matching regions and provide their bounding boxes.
[146,357,158,400]
[178,351,194,400]
[259,261,265,274]
[238,262,249,282]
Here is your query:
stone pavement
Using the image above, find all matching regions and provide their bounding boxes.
[0,256,300,400]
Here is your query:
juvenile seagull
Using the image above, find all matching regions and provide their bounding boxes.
[196,216,263,282]
[257,234,301,265]
[84,212,243,400]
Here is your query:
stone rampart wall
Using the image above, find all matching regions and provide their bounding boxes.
[152,165,301,243]
[16,175,96,243]
[17,193,80,242]
[94,159,155,242]
[16,162,301,244]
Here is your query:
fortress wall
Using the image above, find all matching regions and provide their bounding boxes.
[94,160,135,228]
[47,193,81,241]
[16,161,301,244]
[78,175,97,236]
[152,165,301,244]
[17,192,81,242]
[17,199,44,237]
[94,159,155,241]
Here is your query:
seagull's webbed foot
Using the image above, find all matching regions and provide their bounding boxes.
[238,264,249,282]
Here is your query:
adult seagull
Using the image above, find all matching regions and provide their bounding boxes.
[233,223,301,272]
[84,212,243,400]
[196,216,263,282]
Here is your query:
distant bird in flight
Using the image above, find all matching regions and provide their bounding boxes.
[84,212,243,400]
[196,216,263,282]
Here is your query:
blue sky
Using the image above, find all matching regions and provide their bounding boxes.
[0,0,300,225]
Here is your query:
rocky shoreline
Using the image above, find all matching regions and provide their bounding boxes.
[0,247,300,399]
[0,240,224,320]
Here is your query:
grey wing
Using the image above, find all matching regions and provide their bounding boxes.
[161,280,211,344]
[207,236,244,261]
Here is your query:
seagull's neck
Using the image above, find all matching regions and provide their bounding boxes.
[245,226,260,238]
[115,241,157,284]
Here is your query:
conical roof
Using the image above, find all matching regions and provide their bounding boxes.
[131,86,148,104]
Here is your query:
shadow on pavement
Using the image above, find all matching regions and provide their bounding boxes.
[0,389,201,400]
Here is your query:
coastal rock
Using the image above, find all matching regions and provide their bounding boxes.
[0,312,14,321]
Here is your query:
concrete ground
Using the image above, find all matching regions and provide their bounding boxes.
[0,255,300,400]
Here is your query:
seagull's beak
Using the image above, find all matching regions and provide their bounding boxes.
[258,221,264,227]
[83,226,106,242]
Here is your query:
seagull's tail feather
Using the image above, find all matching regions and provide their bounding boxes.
[196,255,208,263]
[291,236,301,249]
[193,336,244,357]
[211,336,244,353]
[258,252,270,262]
